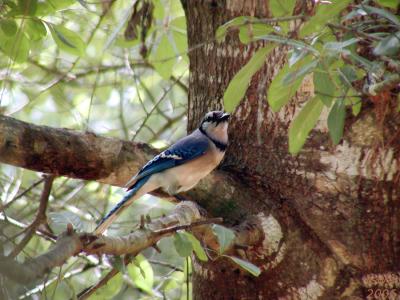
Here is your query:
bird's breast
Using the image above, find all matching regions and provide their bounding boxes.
[159,147,224,194]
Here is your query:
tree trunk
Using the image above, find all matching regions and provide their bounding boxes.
[183,0,400,299]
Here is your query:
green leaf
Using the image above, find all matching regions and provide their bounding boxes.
[216,16,249,42]
[373,32,400,57]
[0,19,18,36]
[183,232,208,261]
[300,0,353,37]
[151,34,176,79]
[269,0,296,17]
[376,0,399,9]
[349,97,361,116]
[18,0,38,15]
[170,17,188,61]
[360,5,400,26]
[103,7,132,50]
[256,34,318,54]
[267,55,312,111]
[35,2,56,16]
[47,0,76,11]
[327,99,346,145]
[224,45,274,112]
[217,17,275,44]
[128,254,154,295]
[212,224,235,254]
[94,272,122,299]
[24,18,47,41]
[225,256,261,277]
[174,231,193,257]
[314,63,336,106]
[0,32,30,63]
[324,38,360,53]
[340,65,358,83]
[239,23,274,44]
[112,256,127,274]
[348,53,374,70]
[170,16,187,33]
[288,96,324,154]
[49,24,85,56]
[282,60,317,85]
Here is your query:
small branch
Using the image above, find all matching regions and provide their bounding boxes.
[253,15,306,24]
[131,73,186,141]
[148,259,184,272]
[8,175,55,258]
[327,22,380,41]
[0,177,45,211]
[0,214,56,242]
[149,110,186,143]
[153,217,223,235]
[77,263,122,300]
[0,228,82,284]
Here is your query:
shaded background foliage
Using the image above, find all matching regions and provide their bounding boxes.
[1,0,191,299]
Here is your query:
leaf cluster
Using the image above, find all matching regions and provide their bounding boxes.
[220,0,400,154]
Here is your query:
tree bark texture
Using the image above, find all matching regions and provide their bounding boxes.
[183,0,400,299]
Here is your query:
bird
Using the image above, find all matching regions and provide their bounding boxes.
[94,110,230,234]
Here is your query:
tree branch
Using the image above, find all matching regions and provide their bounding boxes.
[0,114,156,187]
[0,199,275,300]
[0,115,266,224]
[0,201,202,284]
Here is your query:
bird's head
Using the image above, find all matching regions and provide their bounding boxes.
[200,111,230,145]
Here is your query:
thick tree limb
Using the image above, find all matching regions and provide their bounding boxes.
[0,115,155,186]
[0,115,267,223]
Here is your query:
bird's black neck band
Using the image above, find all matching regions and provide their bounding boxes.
[199,126,227,151]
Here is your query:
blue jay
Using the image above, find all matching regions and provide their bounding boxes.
[94,111,230,234]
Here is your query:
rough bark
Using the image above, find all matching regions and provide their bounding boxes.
[183,0,400,299]
[0,115,155,186]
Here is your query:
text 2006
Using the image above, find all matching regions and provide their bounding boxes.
[367,289,400,300]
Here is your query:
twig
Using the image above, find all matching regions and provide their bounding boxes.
[327,22,380,41]
[8,175,55,258]
[118,87,129,140]
[251,15,306,24]
[149,110,186,143]
[131,72,186,141]
[0,177,45,212]
[20,263,96,299]
[0,214,56,242]
[154,217,223,235]
[148,259,183,272]
[77,261,122,300]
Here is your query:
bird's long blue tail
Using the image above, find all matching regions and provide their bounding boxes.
[94,177,149,234]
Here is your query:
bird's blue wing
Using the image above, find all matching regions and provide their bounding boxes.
[126,131,209,190]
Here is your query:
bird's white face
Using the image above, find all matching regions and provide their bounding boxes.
[200,111,230,144]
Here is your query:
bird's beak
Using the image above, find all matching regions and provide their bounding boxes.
[219,113,230,122]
